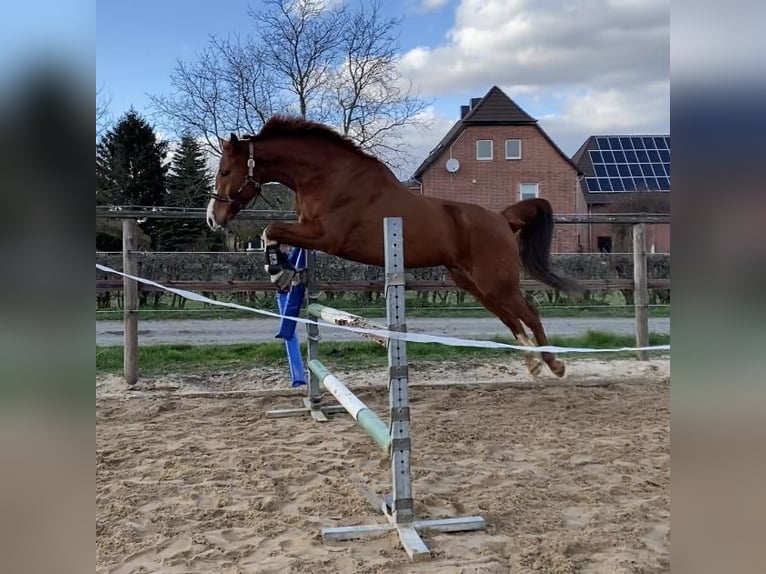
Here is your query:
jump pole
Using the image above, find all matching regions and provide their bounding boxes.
[306,303,388,346]
[308,359,391,454]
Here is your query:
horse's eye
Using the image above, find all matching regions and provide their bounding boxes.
[220,169,231,177]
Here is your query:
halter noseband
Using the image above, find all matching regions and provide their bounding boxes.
[209,139,260,208]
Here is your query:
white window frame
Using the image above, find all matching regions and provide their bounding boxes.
[505,139,522,159]
[519,182,539,200]
[476,139,493,160]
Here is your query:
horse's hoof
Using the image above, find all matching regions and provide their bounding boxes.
[526,357,544,376]
[549,360,566,378]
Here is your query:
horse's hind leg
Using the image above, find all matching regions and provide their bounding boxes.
[448,269,544,376]
[513,293,566,377]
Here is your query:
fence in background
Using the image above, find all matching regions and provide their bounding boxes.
[96,207,670,382]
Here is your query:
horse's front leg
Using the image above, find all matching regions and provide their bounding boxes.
[261,222,327,291]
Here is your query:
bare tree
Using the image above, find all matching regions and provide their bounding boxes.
[96,85,112,138]
[149,0,432,168]
[250,0,344,119]
[328,0,431,167]
[149,35,283,155]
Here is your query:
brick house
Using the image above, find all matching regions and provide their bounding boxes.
[409,86,582,253]
[571,135,670,253]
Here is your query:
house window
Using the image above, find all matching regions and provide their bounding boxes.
[505,139,521,159]
[519,183,539,200]
[476,139,493,160]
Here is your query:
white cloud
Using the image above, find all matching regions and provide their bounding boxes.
[538,80,670,155]
[397,0,669,158]
[400,0,668,93]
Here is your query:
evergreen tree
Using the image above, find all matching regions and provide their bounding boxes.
[161,135,225,251]
[96,109,168,248]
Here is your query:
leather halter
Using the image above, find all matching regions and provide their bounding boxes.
[209,140,260,209]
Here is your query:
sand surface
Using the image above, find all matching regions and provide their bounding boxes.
[97,358,670,573]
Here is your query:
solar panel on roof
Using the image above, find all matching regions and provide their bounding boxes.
[585,178,600,191]
[641,164,654,177]
[586,136,671,193]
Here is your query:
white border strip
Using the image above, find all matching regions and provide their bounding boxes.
[96,264,670,354]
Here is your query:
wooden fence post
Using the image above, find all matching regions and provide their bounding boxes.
[633,222,649,360]
[122,219,139,385]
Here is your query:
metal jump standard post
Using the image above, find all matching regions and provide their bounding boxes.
[267,217,485,560]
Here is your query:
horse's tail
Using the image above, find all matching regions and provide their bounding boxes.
[501,198,584,297]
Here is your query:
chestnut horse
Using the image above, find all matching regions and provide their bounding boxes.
[207,115,582,377]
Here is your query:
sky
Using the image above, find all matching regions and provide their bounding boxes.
[96,0,670,178]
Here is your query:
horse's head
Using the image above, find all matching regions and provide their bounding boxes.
[206,133,262,231]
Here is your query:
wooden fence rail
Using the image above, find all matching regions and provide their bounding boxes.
[96,278,671,293]
[96,206,671,225]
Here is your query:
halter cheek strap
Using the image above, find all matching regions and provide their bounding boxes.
[210,140,260,207]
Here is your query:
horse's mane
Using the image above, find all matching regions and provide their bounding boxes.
[255,115,373,159]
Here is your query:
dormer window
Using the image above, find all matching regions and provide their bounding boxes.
[476,140,493,160]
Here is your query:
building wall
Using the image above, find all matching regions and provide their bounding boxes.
[574,179,589,252]
[420,124,581,252]
[588,204,671,253]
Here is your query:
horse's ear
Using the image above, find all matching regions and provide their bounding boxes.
[218,136,230,150]
[230,132,239,143]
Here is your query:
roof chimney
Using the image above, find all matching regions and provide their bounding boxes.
[460,105,470,119]
[470,97,481,108]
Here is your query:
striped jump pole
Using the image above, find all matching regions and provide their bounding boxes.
[308,359,391,454]
[306,303,388,346]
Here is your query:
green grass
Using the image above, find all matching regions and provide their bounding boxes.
[96,294,671,321]
[96,330,670,375]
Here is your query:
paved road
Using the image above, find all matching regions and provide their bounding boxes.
[96,316,669,346]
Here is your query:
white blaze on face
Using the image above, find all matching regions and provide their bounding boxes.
[206,197,220,230]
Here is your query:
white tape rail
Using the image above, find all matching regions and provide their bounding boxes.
[96,264,670,354]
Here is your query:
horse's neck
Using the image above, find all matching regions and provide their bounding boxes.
[265,143,358,197]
